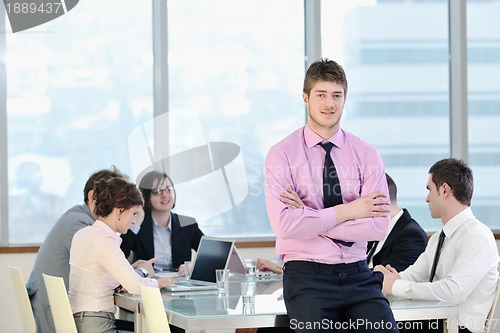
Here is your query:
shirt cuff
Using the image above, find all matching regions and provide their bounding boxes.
[319,207,337,234]
[392,279,412,298]
[135,268,147,277]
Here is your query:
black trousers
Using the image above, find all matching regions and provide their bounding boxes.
[283,260,398,333]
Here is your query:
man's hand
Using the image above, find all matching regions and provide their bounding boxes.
[132,258,158,277]
[280,186,304,209]
[256,258,283,274]
[335,191,390,224]
[373,264,400,295]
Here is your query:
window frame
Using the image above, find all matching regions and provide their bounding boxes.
[1,0,498,250]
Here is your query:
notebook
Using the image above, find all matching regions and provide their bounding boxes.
[164,236,235,291]
[226,246,283,279]
[227,245,246,274]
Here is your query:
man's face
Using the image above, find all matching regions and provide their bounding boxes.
[304,81,346,137]
[426,174,444,219]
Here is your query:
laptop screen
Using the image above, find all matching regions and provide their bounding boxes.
[190,237,234,283]
[227,246,246,274]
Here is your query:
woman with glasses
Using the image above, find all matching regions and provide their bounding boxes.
[120,170,204,272]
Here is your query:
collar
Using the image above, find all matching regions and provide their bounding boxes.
[82,203,96,225]
[304,125,345,149]
[441,207,474,238]
[388,208,404,231]
[94,220,122,243]
[152,213,172,232]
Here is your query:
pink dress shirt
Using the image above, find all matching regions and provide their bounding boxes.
[69,220,158,314]
[265,125,390,265]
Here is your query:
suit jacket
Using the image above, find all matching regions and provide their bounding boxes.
[120,211,204,269]
[367,208,428,272]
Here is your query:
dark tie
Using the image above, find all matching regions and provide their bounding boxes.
[319,142,353,247]
[366,241,379,265]
[429,230,446,282]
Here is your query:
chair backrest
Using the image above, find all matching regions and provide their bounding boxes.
[139,284,171,333]
[8,266,36,333]
[42,274,77,333]
[485,277,500,333]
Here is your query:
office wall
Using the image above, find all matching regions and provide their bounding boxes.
[1,245,499,333]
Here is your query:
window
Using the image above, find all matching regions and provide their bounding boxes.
[322,0,450,231]
[2,0,497,246]
[1,0,305,244]
[164,0,304,237]
[4,0,153,243]
[467,0,500,230]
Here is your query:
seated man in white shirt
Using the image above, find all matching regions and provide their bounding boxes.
[375,158,499,333]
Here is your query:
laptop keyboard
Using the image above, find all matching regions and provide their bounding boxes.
[178,281,209,287]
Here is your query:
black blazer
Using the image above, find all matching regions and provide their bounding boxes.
[367,208,428,272]
[120,211,204,269]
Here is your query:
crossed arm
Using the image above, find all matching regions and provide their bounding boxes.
[279,186,390,227]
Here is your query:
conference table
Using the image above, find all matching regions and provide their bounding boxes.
[115,275,459,333]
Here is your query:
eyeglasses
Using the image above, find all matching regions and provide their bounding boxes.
[151,186,174,196]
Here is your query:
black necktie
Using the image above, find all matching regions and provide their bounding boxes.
[429,230,446,282]
[319,142,353,247]
[366,241,379,265]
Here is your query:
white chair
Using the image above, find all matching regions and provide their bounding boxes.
[9,265,36,333]
[485,277,500,333]
[139,284,171,333]
[42,274,77,333]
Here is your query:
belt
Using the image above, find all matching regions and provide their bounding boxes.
[284,260,367,273]
[73,311,114,319]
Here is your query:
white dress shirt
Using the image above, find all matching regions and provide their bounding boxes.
[392,208,499,333]
[152,214,173,270]
[69,220,158,314]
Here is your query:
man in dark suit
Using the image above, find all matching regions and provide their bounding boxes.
[367,173,428,272]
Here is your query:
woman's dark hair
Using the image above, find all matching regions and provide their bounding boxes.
[93,177,143,217]
[138,171,176,209]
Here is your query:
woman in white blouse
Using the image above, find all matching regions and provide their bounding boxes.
[69,177,176,333]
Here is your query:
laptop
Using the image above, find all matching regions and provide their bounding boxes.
[227,245,246,275]
[164,236,235,291]
[226,246,283,280]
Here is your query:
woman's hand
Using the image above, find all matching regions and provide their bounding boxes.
[157,277,178,288]
[132,257,158,277]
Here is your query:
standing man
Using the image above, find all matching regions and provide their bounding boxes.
[367,173,428,272]
[265,59,398,332]
[375,158,499,333]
